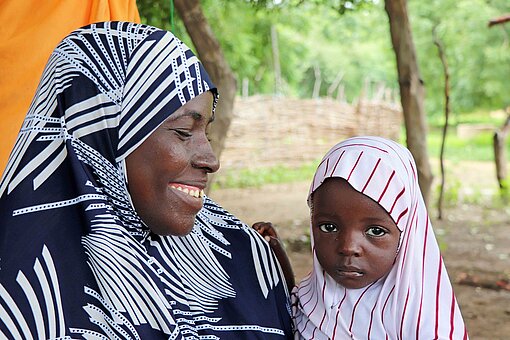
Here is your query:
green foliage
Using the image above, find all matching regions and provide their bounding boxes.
[246,0,376,14]
[137,0,510,126]
[410,0,510,115]
[296,3,397,99]
[137,0,193,51]
[137,0,396,100]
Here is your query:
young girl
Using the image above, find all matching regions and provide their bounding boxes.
[254,136,468,339]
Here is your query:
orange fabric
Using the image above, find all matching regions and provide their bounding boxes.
[0,0,140,174]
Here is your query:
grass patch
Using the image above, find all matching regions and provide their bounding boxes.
[212,160,320,189]
[427,109,509,161]
[427,130,498,162]
[428,109,506,127]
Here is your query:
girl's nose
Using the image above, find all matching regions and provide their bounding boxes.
[336,232,362,257]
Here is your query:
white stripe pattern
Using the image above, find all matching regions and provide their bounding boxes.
[293,136,468,339]
[0,246,66,339]
[1,22,290,339]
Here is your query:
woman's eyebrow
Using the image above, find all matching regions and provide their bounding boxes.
[171,110,214,123]
[187,110,203,121]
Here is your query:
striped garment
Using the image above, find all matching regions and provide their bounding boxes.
[292,136,468,339]
[0,22,291,339]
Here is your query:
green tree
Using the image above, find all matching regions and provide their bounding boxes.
[411,0,510,116]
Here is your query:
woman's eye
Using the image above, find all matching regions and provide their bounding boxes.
[318,223,337,233]
[173,129,192,138]
[366,226,387,237]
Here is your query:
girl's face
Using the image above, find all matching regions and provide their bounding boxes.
[311,178,401,289]
[126,91,219,236]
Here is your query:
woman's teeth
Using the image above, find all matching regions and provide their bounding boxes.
[170,185,204,198]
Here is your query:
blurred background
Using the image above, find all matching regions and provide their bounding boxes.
[138,1,510,338]
[1,0,509,338]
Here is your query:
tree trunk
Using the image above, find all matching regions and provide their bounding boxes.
[384,0,433,206]
[433,25,450,220]
[174,0,237,189]
[488,17,509,194]
[494,114,510,190]
[312,64,321,99]
[271,25,282,96]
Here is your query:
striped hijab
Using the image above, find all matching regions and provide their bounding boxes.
[292,136,467,339]
[0,22,291,339]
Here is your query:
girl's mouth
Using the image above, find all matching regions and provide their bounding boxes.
[336,266,364,278]
[337,270,363,278]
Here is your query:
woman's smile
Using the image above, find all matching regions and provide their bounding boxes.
[168,182,205,212]
[169,183,205,199]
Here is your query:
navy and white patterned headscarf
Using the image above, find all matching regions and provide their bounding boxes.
[0,22,291,339]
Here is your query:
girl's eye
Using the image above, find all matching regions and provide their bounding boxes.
[318,223,337,233]
[366,226,388,237]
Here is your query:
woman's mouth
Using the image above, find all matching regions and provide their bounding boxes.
[169,184,204,198]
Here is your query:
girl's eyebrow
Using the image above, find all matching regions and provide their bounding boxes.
[362,216,395,225]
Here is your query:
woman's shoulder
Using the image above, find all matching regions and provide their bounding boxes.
[198,196,263,239]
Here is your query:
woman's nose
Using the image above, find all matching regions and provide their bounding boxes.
[192,136,220,173]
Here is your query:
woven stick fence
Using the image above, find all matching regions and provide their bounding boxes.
[218,95,402,171]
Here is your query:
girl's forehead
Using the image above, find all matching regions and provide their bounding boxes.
[312,178,394,220]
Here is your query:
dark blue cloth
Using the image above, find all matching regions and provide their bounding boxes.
[0,22,291,339]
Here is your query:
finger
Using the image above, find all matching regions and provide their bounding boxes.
[252,221,267,229]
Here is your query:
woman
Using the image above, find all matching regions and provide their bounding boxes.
[0,22,291,339]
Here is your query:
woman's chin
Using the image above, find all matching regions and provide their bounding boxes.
[147,215,197,237]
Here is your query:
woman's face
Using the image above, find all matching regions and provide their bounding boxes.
[311,178,401,289]
[126,91,219,236]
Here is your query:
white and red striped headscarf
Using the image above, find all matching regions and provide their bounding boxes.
[292,136,468,339]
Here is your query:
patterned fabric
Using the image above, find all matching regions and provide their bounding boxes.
[0,22,291,339]
[292,136,468,339]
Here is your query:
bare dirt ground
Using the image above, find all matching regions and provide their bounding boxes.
[209,160,510,340]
